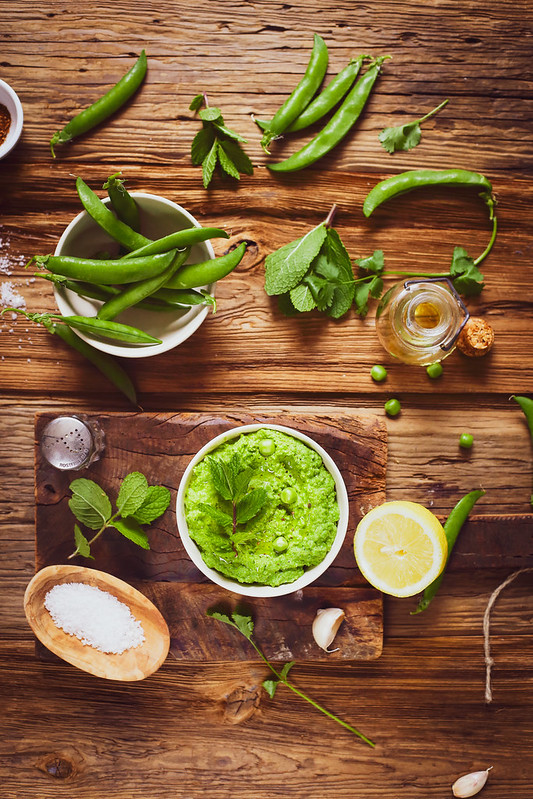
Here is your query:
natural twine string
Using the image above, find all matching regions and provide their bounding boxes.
[483,567,533,704]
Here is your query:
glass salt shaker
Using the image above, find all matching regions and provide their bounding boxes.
[374,277,470,366]
[40,415,105,471]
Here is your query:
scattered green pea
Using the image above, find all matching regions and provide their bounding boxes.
[281,487,297,505]
[426,362,443,379]
[371,364,388,382]
[459,433,474,449]
[384,398,401,417]
[274,536,288,553]
[259,438,276,457]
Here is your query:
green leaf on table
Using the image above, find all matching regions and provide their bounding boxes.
[214,122,247,143]
[231,611,254,639]
[315,228,355,318]
[354,275,384,317]
[236,487,268,524]
[355,250,385,276]
[68,478,112,530]
[191,126,216,165]
[217,142,241,180]
[132,485,171,524]
[206,608,234,627]
[116,471,148,518]
[379,122,421,154]
[73,524,93,559]
[264,223,327,295]
[290,282,317,312]
[219,139,254,176]
[199,106,223,124]
[189,94,205,112]
[262,678,279,698]
[449,246,485,295]
[110,517,150,549]
[202,139,219,188]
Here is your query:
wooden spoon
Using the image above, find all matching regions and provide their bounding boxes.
[24,564,170,681]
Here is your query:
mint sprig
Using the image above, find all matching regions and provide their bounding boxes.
[67,472,171,559]
[207,608,375,747]
[190,94,253,188]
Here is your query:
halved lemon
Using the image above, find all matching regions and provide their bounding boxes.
[354,501,448,597]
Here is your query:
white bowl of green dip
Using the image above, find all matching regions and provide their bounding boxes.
[176,424,349,598]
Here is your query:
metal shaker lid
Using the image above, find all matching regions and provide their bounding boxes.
[40,416,104,471]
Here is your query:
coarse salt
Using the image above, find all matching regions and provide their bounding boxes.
[44,582,145,654]
[0,280,26,309]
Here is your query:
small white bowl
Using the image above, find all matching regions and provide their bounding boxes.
[0,79,24,160]
[53,193,218,358]
[176,423,349,598]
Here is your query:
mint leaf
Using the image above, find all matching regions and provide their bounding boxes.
[219,139,253,176]
[110,517,150,549]
[213,122,247,143]
[132,485,171,524]
[198,502,233,530]
[290,282,316,312]
[68,478,112,530]
[355,250,385,276]
[191,126,215,165]
[199,106,223,123]
[117,471,148,518]
[263,679,278,698]
[236,487,268,524]
[73,524,93,559]
[217,142,241,180]
[379,121,421,154]
[231,611,254,639]
[202,139,219,188]
[264,223,327,295]
[189,94,204,112]
[280,661,295,680]
[208,455,237,501]
[277,293,298,316]
[233,467,254,503]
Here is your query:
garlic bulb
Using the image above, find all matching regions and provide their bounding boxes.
[452,767,492,797]
[312,608,345,652]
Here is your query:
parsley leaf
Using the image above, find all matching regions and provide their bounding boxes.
[379,99,449,154]
[190,94,253,187]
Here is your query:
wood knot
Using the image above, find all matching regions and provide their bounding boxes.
[40,756,74,779]
[223,685,261,725]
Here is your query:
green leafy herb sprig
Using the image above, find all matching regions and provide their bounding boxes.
[207,608,375,747]
[379,99,449,154]
[67,472,171,559]
[264,205,356,319]
[199,453,268,549]
[190,93,254,188]
[353,245,486,317]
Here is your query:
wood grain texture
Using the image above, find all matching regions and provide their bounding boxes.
[1,0,533,796]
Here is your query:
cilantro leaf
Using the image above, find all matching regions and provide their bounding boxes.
[355,250,385,276]
[262,679,278,699]
[379,99,449,154]
[206,608,234,626]
[231,611,254,639]
[354,275,384,317]
[264,223,327,295]
[449,246,484,295]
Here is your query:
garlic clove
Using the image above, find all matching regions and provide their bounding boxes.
[312,607,345,652]
[452,767,492,797]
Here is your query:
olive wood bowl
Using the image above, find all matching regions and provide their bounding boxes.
[24,564,170,681]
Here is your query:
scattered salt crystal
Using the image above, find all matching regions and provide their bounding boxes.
[44,582,145,654]
[0,281,26,309]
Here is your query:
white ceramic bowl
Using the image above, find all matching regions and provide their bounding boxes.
[0,79,24,160]
[176,423,349,598]
[53,193,218,358]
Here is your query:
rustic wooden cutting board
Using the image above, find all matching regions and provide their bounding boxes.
[34,411,387,662]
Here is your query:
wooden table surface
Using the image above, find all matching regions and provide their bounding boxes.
[1,2,532,797]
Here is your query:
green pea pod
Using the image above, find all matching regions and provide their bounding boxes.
[76,177,150,250]
[268,56,389,172]
[52,323,138,405]
[97,248,189,321]
[512,395,533,506]
[123,228,229,259]
[153,287,214,306]
[411,489,486,614]
[164,241,246,290]
[363,169,495,218]
[261,34,329,153]
[50,51,147,157]
[35,250,176,284]
[103,173,140,231]
[52,314,162,345]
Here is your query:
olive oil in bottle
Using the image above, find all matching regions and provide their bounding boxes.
[375,278,469,366]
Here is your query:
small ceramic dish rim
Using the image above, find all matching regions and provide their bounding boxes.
[0,78,24,160]
[53,192,216,359]
[176,423,349,598]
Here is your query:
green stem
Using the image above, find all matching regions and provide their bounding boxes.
[415,98,449,124]
[247,637,375,747]
[67,511,120,559]
[381,270,450,278]
[474,214,498,266]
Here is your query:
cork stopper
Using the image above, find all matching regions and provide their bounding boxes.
[456,317,494,357]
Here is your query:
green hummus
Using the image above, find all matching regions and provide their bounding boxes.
[184,428,339,587]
